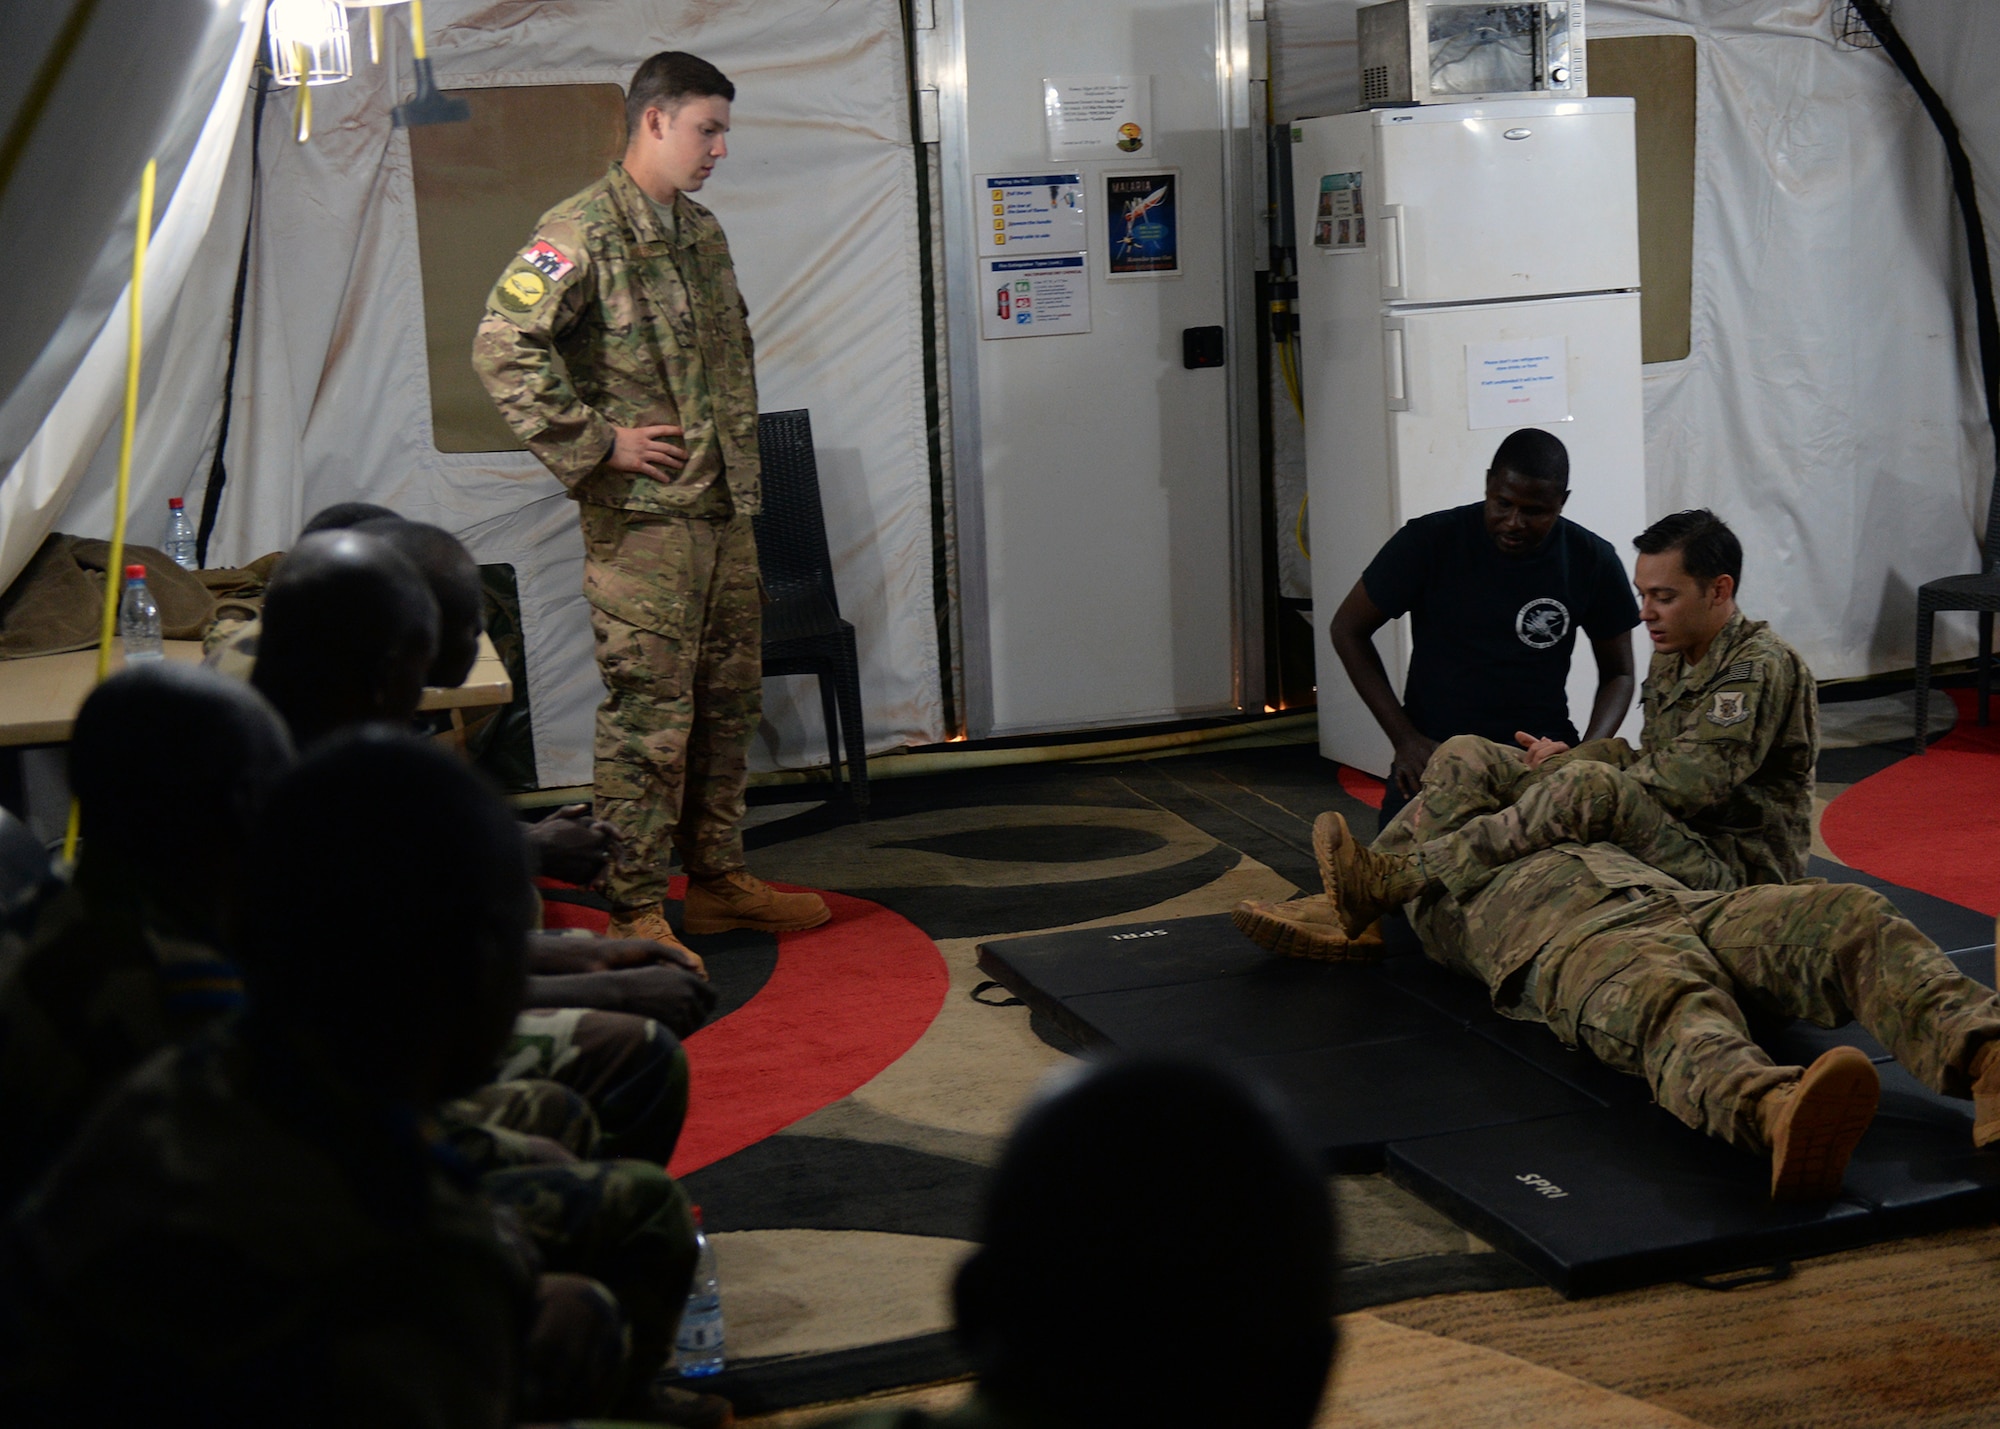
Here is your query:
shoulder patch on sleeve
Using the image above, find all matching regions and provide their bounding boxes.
[1707,689,1753,727]
[495,266,550,313]
[1725,661,1757,682]
[520,238,577,282]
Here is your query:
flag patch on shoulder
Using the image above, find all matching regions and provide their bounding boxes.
[521,239,576,281]
[1725,661,1756,681]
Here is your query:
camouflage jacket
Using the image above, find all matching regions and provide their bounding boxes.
[1411,839,1749,1043]
[1542,612,1817,885]
[0,1026,530,1426]
[472,163,761,517]
[0,854,243,1209]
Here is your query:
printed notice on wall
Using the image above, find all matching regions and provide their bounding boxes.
[1043,75,1151,161]
[979,255,1092,339]
[1465,337,1571,429]
[1314,172,1366,251]
[977,174,1087,255]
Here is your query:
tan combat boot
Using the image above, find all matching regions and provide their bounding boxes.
[683,870,831,935]
[1312,811,1428,937]
[605,906,708,978]
[1762,1046,1879,1202]
[1969,1039,2000,1148]
[1231,894,1387,963]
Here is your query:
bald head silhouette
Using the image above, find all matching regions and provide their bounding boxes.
[353,518,484,688]
[955,1056,1338,1429]
[70,663,295,934]
[251,531,438,749]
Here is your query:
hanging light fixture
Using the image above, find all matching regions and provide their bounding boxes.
[340,0,403,67]
[267,0,352,142]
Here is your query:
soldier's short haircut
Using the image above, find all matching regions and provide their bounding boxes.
[300,502,399,536]
[625,51,735,137]
[70,663,294,864]
[1488,428,1569,489]
[354,517,484,686]
[237,729,531,1098]
[1635,508,1744,592]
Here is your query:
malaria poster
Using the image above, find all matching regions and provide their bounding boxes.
[1104,171,1178,278]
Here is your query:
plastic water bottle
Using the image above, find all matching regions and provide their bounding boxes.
[118,564,163,663]
[673,1205,726,1377]
[163,497,197,570]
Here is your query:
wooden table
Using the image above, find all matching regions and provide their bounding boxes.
[0,634,515,748]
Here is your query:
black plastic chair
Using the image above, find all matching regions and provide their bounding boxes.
[754,409,868,813]
[1913,467,2000,752]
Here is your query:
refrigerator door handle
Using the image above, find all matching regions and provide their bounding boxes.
[1379,203,1407,298]
[1384,321,1409,411]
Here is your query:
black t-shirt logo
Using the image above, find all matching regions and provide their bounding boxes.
[1516,598,1572,650]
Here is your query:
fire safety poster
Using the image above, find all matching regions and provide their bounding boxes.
[1104,171,1179,278]
[978,255,1092,339]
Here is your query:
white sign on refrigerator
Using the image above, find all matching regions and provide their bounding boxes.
[1043,75,1151,161]
[1464,337,1571,429]
[977,173,1087,255]
[978,255,1092,339]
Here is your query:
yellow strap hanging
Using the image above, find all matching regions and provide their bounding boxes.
[293,43,312,142]
[409,0,428,60]
[63,158,157,863]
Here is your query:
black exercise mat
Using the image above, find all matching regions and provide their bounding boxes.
[978,913,2000,1297]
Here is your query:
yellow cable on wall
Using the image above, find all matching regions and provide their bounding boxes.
[62,157,156,864]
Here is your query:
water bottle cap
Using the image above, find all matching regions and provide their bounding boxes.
[168,497,185,509]
[124,564,146,580]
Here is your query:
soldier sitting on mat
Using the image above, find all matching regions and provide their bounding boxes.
[1235,814,2000,1202]
[243,528,716,1163]
[0,733,649,1424]
[1289,508,1818,949]
[814,1056,1340,1429]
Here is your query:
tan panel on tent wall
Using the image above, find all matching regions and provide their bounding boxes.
[1589,36,1695,364]
[410,85,626,453]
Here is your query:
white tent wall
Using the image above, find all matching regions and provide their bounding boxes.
[44,1,944,788]
[1268,0,1999,683]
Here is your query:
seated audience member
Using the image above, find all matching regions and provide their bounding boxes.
[1302,511,1817,944]
[240,525,713,1157]
[0,665,294,1208]
[818,1056,1339,1429]
[1328,428,1640,826]
[0,733,556,1424]
[1238,807,2000,1200]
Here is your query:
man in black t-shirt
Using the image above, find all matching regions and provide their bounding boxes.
[1328,429,1640,823]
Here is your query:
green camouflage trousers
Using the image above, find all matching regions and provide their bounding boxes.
[582,502,761,909]
[1525,881,2000,1151]
[484,1157,698,1407]
[446,1077,602,1170]
[1399,735,1738,897]
[502,1007,689,1165]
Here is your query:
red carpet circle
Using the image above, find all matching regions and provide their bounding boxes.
[1337,763,1387,809]
[664,879,949,1176]
[1820,688,2000,918]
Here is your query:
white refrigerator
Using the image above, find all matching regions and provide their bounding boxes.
[1291,97,1647,776]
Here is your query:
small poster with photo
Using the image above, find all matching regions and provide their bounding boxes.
[1105,171,1179,278]
[1315,172,1366,251]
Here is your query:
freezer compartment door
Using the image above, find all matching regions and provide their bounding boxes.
[1374,101,1639,304]
[1386,292,1647,743]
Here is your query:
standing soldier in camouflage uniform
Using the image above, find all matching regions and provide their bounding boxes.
[1295,509,1818,940]
[473,51,828,951]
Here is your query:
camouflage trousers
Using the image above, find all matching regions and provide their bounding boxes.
[501,1007,689,1165]
[1398,735,1739,897]
[1524,882,2000,1151]
[583,503,762,910]
[445,1077,601,1171]
[484,1157,697,1409]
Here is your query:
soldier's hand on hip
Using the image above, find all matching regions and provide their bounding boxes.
[610,423,690,479]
